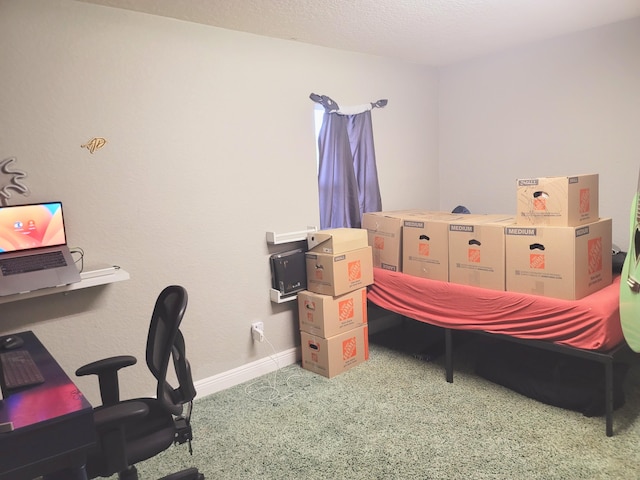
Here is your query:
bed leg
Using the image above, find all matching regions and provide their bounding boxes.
[445,328,453,383]
[605,359,614,437]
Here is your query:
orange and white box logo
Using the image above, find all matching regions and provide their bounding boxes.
[529,253,545,269]
[342,336,357,360]
[348,260,362,281]
[580,188,590,214]
[533,196,547,211]
[418,243,430,256]
[468,248,481,263]
[374,236,385,250]
[588,237,602,274]
[338,298,354,322]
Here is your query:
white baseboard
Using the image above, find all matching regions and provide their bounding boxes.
[194,346,301,398]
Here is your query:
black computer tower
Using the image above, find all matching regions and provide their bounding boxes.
[270,248,307,297]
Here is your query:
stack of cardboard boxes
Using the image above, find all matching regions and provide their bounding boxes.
[298,228,374,378]
[506,173,611,300]
[293,173,610,377]
[364,210,517,290]
[361,173,612,300]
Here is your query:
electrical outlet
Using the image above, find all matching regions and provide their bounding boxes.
[251,322,264,342]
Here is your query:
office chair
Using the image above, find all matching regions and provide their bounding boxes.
[76,285,204,480]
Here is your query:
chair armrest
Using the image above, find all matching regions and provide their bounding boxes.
[76,355,137,406]
[76,355,137,377]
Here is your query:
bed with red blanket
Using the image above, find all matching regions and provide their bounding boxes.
[368,267,627,436]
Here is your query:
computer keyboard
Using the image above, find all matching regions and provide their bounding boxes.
[0,251,67,276]
[1,350,45,389]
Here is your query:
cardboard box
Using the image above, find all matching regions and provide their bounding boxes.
[298,288,367,337]
[305,246,374,296]
[402,213,467,281]
[516,174,599,226]
[307,228,368,254]
[300,324,369,378]
[505,218,612,300]
[362,210,432,272]
[448,215,516,291]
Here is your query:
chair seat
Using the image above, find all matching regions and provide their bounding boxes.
[86,398,178,478]
[126,398,178,463]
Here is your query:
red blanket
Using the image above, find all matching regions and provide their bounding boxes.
[368,268,623,351]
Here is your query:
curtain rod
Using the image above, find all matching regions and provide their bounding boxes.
[309,93,387,114]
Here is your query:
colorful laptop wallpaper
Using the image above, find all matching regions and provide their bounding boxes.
[0,202,66,253]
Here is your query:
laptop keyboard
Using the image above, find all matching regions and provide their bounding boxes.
[1,350,45,389]
[0,251,67,276]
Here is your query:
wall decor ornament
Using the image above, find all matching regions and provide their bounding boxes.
[81,137,107,154]
[0,157,30,206]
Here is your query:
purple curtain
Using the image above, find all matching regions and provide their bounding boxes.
[313,95,385,229]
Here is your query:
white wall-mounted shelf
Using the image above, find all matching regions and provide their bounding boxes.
[270,288,298,304]
[0,266,130,305]
[266,226,317,245]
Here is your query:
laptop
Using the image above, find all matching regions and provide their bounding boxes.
[0,201,81,296]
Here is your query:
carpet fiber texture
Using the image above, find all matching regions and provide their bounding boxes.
[108,328,640,479]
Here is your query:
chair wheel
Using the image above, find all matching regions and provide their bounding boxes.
[119,465,139,480]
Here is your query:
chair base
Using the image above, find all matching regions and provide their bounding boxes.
[118,465,139,480]
[115,466,202,480]
[159,467,204,480]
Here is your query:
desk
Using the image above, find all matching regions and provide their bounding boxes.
[0,331,95,480]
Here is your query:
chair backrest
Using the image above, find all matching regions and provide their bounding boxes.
[146,285,197,416]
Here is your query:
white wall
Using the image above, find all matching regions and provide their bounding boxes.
[0,0,438,403]
[438,17,640,247]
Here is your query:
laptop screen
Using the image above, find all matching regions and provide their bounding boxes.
[0,202,67,254]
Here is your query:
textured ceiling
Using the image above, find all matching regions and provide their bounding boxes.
[76,0,640,65]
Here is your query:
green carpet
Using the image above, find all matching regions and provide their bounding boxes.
[116,327,640,479]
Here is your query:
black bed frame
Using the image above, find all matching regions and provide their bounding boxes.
[441,327,629,437]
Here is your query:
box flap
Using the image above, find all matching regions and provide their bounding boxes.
[307,228,368,254]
